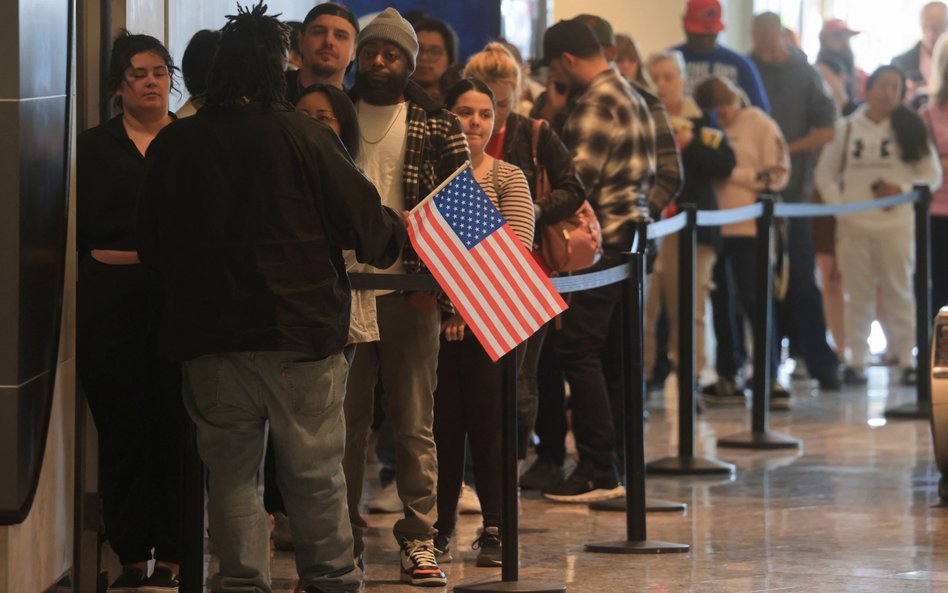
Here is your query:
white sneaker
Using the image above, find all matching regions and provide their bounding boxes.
[367,481,402,513]
[458,483,482,514]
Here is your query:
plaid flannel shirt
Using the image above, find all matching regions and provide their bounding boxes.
[399,82,471,273]
[563,69,657,252]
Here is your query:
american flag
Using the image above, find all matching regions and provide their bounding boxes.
[407,164,568,361]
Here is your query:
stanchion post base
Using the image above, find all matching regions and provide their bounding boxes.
[454,580,567,593]
[646,456,736,476]
[587,497,687,513]
[884,402,930,420]
[584,540,690,554]
[717,430,801,450]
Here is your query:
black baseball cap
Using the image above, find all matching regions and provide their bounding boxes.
[302,2,360,35]
[541,20,601,66]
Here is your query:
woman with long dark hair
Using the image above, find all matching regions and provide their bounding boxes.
[815,65,942,385]
[433,77,534,568]
[77,30,183,593]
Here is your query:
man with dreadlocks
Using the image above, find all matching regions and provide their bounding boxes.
[137,4,406,593]
[340,6,469,588]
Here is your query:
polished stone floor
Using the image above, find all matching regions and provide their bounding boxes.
[233,365,948,593]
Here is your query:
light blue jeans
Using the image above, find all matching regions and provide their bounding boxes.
[183,351,360,593]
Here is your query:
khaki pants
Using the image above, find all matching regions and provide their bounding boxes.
[343,293,441,555]
[645,234,717,378]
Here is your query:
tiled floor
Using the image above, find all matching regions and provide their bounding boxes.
[226,366,948,592]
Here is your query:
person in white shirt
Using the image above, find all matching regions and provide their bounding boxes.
[815,65,942,386]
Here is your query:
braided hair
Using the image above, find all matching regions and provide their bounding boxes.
[205,2,290,107]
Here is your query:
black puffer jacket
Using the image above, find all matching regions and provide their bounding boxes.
[679,114,736,248]
[500,111,585,224]
[138,102,406,361]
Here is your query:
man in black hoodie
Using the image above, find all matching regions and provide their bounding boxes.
[138,6,405,593]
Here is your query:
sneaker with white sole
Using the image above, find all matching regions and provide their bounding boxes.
[138,567,179,593]
[367,481,402,513]
[399,538,447,587]
[472,526,502,567]
[458,483,481,514]
[542,466,625,503]
[433,532,453,564]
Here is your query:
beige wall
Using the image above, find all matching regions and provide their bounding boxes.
[552,0,754,59]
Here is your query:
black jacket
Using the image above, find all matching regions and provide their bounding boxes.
[679,115,736,247]
[138,102,406,361]
[500,111,585,224]
[892,42,923,82]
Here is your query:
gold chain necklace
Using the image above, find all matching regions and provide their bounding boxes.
[358,101,405,145]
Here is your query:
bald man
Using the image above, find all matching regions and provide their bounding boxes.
[893,1,948,87]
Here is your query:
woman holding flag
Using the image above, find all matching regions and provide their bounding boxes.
[432,77,535,568]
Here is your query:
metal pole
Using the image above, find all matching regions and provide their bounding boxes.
[718,195,800,449]
[585,221,689,554]
[454,349,566,592]
[886,183,933,419]
[501,350,519,582]
[646,205,734,475]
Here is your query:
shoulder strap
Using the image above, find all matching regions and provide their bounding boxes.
[839,119,852,178]
[530,118,545,167]
[491,157,501,198]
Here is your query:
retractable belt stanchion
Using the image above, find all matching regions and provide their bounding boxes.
[886,183,933,420]
[718,195,801,450]
[455,349,566,593]
[647,204,736,476]
[585,221,689,554]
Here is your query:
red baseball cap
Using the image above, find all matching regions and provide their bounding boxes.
[821,18,860,38]
[684,0,725,35]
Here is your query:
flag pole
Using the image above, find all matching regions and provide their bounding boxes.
[407,160,471,216]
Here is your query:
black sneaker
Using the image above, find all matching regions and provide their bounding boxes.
[108,568,147,593]
[473,526,502,567]
[542,466,624,503]
[433,532,453,564]
[700,377,748,407]
[769,383,791,411]
[843,366,867,385]
[816,371,842,391]
[519,456,562,491]
[901,366,918,386]
[399,538,447,587]
[138,567,179,593]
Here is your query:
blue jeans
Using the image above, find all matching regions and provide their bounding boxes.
[777,218,839,378]
[183,351,360,593]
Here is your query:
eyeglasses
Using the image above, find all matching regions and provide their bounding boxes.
[312,110,338,124]
[418,45,446,59]
[359,47,402,63]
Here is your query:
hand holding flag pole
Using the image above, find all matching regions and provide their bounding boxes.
[406,162,567,361]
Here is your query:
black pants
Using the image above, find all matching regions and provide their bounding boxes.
[776,218,840,378]
[77,255,185,566]
[516,323,549,459]
[720,237,780,376]
[552,260,622,477]
[534,324,567,465]
[711,250,748,379]
[932,216,948,316]
[433,334,502,536]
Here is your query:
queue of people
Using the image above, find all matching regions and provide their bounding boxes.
[76,2,946,592]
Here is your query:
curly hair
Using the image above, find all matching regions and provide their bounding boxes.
[205,2,291,107]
